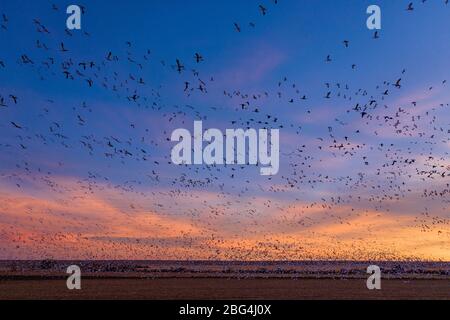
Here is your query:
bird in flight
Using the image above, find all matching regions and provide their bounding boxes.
[259,5,268,16]
[21,55,33,64]
[9,95,18,104]
[0,96,7,107]
[194,53,204,63]
[60,42,68,52]
[176,59,185,74]
[11,121,22,129]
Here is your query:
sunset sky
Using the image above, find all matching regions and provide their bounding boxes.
[0,0,449,261]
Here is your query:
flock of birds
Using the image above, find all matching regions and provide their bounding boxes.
[0,1,449,262]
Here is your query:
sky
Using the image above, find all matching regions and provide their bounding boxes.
[0,0,449,261]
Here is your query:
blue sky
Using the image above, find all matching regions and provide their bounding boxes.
[0,0,449,260]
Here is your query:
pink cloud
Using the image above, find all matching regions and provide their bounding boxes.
[214,42,286,87]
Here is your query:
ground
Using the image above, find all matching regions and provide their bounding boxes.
[1,278,449,300]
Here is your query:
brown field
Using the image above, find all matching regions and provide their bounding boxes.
[1,261,449,300]
[1,278,449,300]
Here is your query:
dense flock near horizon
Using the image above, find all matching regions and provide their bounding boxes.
[0,1,449,262]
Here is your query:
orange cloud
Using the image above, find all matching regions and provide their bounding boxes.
[0,173,449,261]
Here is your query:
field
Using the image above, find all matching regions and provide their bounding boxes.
[0,261,449,300]
[1,278,450,300]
